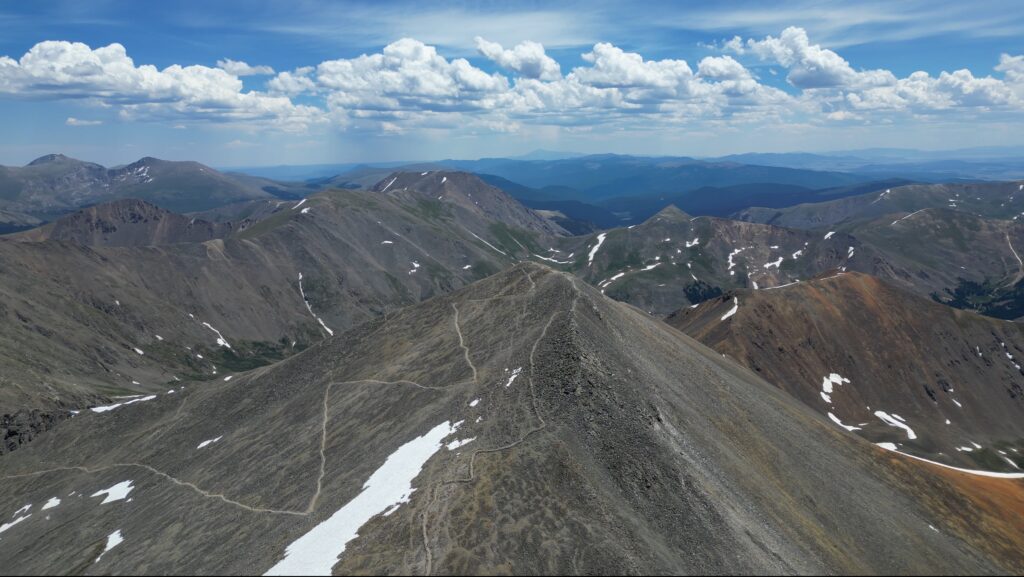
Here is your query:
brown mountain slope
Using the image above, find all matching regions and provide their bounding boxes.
[667,271,1024,471]
[0,263,1020,574]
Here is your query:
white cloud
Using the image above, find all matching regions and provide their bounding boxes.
[0,33,1021,139]
[729,27,1023,115]
[474,37,561,81]
[0,41,319,130]
[216,58,275,76]
[267,66,316,95]
[65,117,102,126]
[730,26,894,89]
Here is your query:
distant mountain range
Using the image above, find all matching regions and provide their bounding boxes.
[0,154,311,223]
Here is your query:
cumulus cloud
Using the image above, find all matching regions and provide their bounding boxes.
[267,66,316,95]
[728,27,894,90]
[65,117,102,126]
[474,37,561,81]
[728,27,1023,116]
[216,58,275,76]
[0,33,1021,137]
[0,41,319,130]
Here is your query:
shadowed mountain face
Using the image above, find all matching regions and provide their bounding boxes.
[0,263,1021,575]
[667,272,1024,472]
[13,199,237,247]
[370,171,569,236]
[0,155,308,219]
[0,177,561,453]
[539,206,864,316]
[531,200,1024,320]
[735,181,1024,230]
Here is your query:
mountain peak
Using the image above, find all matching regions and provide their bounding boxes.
[26,153,73,166]
[643,204,692,224]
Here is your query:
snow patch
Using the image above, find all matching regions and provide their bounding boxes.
[504,367,523,388]
[587,233,608,266]
[828,412,862,431]
[197,436,223,449]
[874,411,917,440]
[90,481,134,504]
[90,395,157,414]
[720,297,739,321]
[95,530,124,563]
[264,420,462,576]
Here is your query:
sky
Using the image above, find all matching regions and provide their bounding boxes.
[1,0,1023,167]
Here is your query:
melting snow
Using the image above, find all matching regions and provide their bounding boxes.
[686,238,700,247]
[446,437,476,451]
[468,398,480,407]
[823,231,835,240]
[381,177,397,192]
[875,411,917,440]
[197,436,223,449]
[828,412,862,431]
[763,257,783,269]
[819,373,850,404]
[441,176,447,184]
[301,207,311,215]
[381,240,393,245]
[720,297,739,321]
[891,209,927,226]
[468,231,508,256]
[298,273,335,337]
[293,199,307,210]
[42,498,60,510]
[90,481,134,504]
[95,530,124,563]
[264,420,463,576]
[201,322,232,349]
[91,396,157,414]
[587,233,608,266]
[532,254,572,264]
[792,249,804,259]
[876,443,1024,479]
[0,514,30,536]
[504,367,523,388]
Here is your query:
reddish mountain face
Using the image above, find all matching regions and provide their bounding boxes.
[668,271,1024,472]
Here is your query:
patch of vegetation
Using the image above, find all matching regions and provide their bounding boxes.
[934,277,1024,320]
[200,338,292,373]
[683,281,723,304]
[403,198,452,221]
[487,222,541,255]
[233,209,296,240]
[967,447,1021,472]
[261,186,303,200]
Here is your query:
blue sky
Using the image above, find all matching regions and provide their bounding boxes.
[1,0,1022,166]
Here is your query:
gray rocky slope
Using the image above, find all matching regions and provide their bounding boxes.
[0,263,1021,574]
[0,176,556,453]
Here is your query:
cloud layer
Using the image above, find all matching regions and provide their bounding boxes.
[1,29,1021,136]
